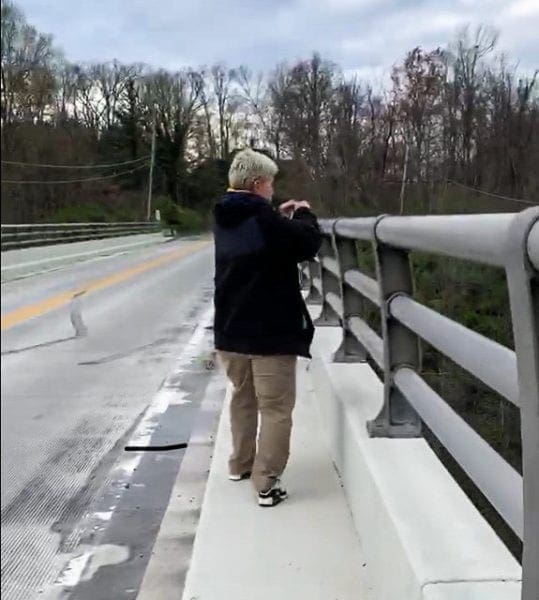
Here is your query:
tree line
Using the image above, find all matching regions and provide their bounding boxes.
[1,1,537,223]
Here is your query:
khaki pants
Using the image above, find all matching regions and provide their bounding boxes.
[218,351,297,493]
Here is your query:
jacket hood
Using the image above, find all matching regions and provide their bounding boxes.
[213,191,270,228]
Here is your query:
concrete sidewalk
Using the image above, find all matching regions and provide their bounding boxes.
[177,359,374,600]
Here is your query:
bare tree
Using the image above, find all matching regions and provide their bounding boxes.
[141,69,203,202]
[1,1,56,132]
[236,65,271,149]
[198,71,217,159]
[451,25,498,180]
[327,79,365,206]
[391,47,446,182]
[211,64,238,159]
[270,54,337,181]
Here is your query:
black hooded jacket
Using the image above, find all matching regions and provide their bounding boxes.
[213,191,322,357]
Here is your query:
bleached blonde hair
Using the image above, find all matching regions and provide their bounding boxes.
[228,149,278,190]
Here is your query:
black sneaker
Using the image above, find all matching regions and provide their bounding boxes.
[228,471,251,481]
[258,479,288,507]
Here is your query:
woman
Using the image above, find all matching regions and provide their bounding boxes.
[213,148,322,507]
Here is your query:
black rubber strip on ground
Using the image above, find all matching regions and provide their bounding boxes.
[124,443,188,452]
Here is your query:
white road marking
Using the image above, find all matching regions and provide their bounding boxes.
[123,305,213,451]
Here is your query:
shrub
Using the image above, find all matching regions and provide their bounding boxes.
[48,203,109,223]
[155,197,205,235]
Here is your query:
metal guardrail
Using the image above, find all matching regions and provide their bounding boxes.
[301,208,539,600]
[0,222,161,251]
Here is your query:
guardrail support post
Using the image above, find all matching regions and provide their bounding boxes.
[368,217,422,438]
[505,208,539,600]
[304,260,322,304]
[300,262,310,291]
[332,230,367,363]
[314,236,341,326]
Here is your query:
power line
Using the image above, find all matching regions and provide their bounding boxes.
[1,155,151,170]
[1,163,149,185]
[447,179,537,206]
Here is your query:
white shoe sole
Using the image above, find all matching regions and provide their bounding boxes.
[228,472,251,481]
[258,491,288,507]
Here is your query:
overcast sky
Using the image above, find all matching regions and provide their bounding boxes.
[17,0,539,82]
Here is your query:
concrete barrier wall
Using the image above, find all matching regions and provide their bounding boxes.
[307,311,522,600]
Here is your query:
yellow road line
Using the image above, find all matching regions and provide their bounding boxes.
[1,240,210,331]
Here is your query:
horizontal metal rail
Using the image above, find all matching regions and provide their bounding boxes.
[2,221,156,229]
[1,222,160,251]
[302,207,539,599]
[326,291,343,317]
[335,217,377,241]
[394,367,523,537]
[389,294,519,405]
[1,226,155,243]
[321,214,519,267]
[376,214,514,267]
[344,271,380,306]
[320,255,340,279]
[348,317,384,368]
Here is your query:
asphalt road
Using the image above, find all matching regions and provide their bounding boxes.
[1,237,215,600]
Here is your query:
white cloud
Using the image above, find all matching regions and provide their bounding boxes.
[15,0,539,80]
[314,0,382,10]
[506,0,539,17]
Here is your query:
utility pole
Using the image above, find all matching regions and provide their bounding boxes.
[146,104,157,221]
[399,142,409,215]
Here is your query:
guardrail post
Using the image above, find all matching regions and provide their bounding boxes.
[367,216,422,438]
[505,208,539,600]
[304,259,322,304]
[332,226,367,362]
[300,262,310,291]
[314,235,341,326]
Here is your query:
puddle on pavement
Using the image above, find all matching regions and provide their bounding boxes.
[56,543,130,587]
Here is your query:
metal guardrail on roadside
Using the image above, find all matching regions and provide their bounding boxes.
[0,222,161,251]
[301,208,539,600]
